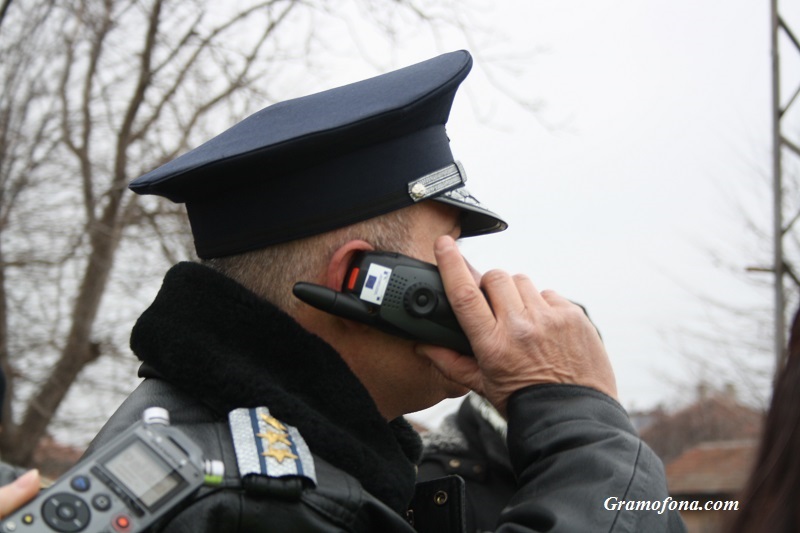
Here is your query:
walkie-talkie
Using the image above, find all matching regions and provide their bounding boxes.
[293,251,473,355]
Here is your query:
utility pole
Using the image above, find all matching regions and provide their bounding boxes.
[770,0,800,374]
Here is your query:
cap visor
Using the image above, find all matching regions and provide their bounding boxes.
[433,186,507,237]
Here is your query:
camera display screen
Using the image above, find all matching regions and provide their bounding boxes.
[104,439,182,509]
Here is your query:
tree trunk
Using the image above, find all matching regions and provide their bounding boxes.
[3,218,120,465]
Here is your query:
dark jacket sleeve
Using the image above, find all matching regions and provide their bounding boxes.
[498,384,686,533]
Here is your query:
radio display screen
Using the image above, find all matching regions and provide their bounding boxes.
[104,439,182,509]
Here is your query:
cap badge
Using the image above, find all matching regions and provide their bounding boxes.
[408,161,467,202]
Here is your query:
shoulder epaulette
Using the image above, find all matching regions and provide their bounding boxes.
[228,406,317,491]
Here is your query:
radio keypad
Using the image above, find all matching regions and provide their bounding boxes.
[41,493,90,532]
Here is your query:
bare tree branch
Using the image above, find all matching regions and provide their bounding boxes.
[0,0,540,466]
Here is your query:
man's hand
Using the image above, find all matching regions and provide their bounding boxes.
[0,469,40,519]
[417,236,617,416]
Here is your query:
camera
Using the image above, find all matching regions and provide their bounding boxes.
[293,251,473,355]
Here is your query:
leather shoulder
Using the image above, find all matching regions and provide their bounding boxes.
[89,379,417,532]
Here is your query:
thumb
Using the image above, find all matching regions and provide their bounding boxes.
[0,469,40,519]
[416,344,483,392]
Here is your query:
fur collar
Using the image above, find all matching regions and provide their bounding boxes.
[130,262,421,514]
[422,394,513,476]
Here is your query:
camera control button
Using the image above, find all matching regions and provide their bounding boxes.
[112,515,132,532]
[57,505,76,521]
[92,494,112,511]
[42,493,90,532]
[70,475,90,492]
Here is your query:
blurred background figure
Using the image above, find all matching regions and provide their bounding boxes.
[418,393,515,533]
[729,303,800,533]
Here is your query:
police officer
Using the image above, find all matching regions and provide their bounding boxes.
[82,50,683,532]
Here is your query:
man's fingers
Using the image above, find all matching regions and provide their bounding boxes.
[540,289,571,307]
[514,274,549,312]
[480,270,526,320]
[417,344,483,392]
[463,257,482,285]
[432,234,619,409]
[434,236,495,337]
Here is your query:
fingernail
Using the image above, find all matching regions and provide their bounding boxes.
[435,235,454,253]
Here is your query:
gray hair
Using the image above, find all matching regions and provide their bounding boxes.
[202,208,414,312]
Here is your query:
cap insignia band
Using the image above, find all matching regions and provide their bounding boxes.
[229,407,317,486]
[408,161,467,202]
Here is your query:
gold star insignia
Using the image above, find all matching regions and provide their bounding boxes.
[257,431,291,446]
[260,413,286,432]
[262,447,298,463]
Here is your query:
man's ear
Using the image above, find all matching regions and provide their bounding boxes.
[326,240,374,291]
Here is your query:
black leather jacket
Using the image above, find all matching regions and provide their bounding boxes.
[82,263,684,532]
[87,378,686,532]
[86,378,427,532]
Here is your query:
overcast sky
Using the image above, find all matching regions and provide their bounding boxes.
[391,0,800,426]
[48,0,800,443]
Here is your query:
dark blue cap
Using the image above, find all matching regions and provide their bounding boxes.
[129,50,507,258]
